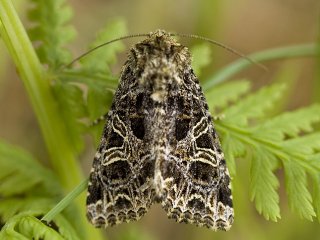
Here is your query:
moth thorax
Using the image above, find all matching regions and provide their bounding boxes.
[138,60,181,103]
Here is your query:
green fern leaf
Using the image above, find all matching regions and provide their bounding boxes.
[52,82,87,154]
[206,80,251,111]
[0,213,80,240]
[73,20,127,142]
[251,104,320,141]
[249,148,280,221]
[28,0,76,68]
[0,140,82,238]
[27,0,86,154]
[87,87,114,145]
[0,197,54,221]
[281,132,320,155]
[220,130,247,176]
[312,164,320,223]
[53,19,127,152]
[191,43,211,76]
[0,140,61,197]
[60,69,118,90]
[283,161,316,220]
[222,83,286,126]
[0,141,65,218]
[216,81,320,222]
[80,18,127,73]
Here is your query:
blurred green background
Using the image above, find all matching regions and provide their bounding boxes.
[0,0,319,240]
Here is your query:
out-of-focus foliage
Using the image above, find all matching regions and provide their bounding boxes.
[0,0,319,239]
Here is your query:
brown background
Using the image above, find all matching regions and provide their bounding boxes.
[0,0,319,240]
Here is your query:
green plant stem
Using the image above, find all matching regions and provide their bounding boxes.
[0,1,103,239]
[0,0,82,192]
[42,178,89,223]
[203,43,317,90]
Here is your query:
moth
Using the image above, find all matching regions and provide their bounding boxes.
[86,30,234,231]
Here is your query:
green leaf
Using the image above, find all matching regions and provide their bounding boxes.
[252,104,320,141]
[222,83,286,126]
[68,19,128,144]
[49,19,128,152]
[0,140,61,197]
[86,85,114,120]
[249,148,280,221]
[191,43,211,76]
[281,132,320,155]
[87,87,114,145]
[0,198,54,221]
[205,80,251,111]
[80,18,127,74]
[0,213,80,240]
[220,130,246,176]
[52,82,87,154]
[59,69,118,90]
[216,80,320,221]
[28,0,76,68]
[312,164,320,223]
[0,140,87,236]
[283,161,316,220]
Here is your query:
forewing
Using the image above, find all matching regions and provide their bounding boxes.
[86,65,155,227]
[160,69,234,230]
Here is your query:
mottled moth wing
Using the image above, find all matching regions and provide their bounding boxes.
[87,30,234,230]
[159,69,234,231]
[86,65,156,227]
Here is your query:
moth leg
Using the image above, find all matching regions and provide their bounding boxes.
[212,114,225,121]
[89,112,109,127]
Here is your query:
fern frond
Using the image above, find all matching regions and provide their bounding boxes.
[312,167,320,222]
[80,19,127,111]
[221,132,246,176]
[213,82,320,221]
[191,43,211,76]
[53,19,127,145]
[47,18,127,152]
[52,82,87,154]
[28,0,75,68]
[80,18,127,73]
[0,213,80,240]
[249,148,280,221]
[0,140,83,237]
[206,80,251,111]
[0,140,61,197]
[222,83,286,126]
[26,0,85,154]
[281,132,320,155]
[283,161,316,220]
[87,87,115,145]
[251,104,320,141]
[70,19,127,143]
[0,198,54,221]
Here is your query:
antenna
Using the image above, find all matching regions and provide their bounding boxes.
[63,31,267,71]
[63,33,149,68]
[171,33,267,71]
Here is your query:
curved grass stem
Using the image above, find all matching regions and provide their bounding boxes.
[203,43,317,90]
